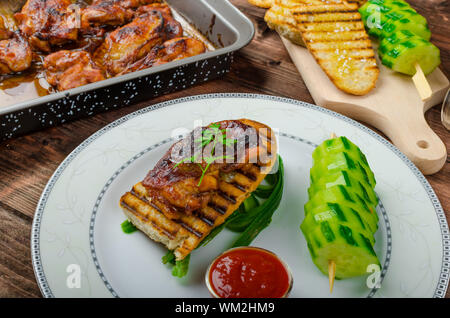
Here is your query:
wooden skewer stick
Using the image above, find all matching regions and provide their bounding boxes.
[412,62,432,101]
[328,260,336,294]
[328,132,337,294]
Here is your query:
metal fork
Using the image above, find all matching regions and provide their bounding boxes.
[442,89,450,130]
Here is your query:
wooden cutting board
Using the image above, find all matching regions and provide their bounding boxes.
[281,37,450,175]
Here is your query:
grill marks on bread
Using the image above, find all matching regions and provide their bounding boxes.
[119,119,277,260]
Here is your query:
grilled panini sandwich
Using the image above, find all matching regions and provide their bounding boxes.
[119,119,278,260]
[265,0,378,95]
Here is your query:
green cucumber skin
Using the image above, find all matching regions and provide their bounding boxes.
[308,139,379,231]
[308,170,378,206]
[320,221,336,242]
[304,192,379,234]
[302,136,381,279]
[307,182,378,219]
[301,221,380,278]
[306,177,379,228]
[311,152,376,189]
[380,18,431,41]
[339,225,358,246]
[360,1,430,40]
[360,0,411,20]
[360,233,378,257]
[301,222,376,255]
[359,0,440,76]
[379,31,441,75]
[303,199,376,233]
[302,203,376,245]
[359,0,413,38]
[384,8,427,27]
[312,137,370,168]
[311,137,375,187]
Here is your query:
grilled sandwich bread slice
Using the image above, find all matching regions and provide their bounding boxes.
[120,119,278,260]
[248,0,275,8]
[293,2,378,95]
[265,0,378,95]
[264,0,367,46]
[264,0,326,46]
[347,0,366,6]
[265,3,302,46]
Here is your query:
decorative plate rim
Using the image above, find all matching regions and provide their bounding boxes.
[31,93,450,298]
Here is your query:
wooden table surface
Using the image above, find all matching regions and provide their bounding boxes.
[0,0,448,298]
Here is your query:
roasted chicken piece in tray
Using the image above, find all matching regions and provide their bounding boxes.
[81,2,133,34]
[93,10,164,76]
[0,33,32,75]
[0,16,12,41]
[122,0,163,8]
[120,119,277,260]
[120,37,206,74]
[144,37,206,67]
[93,3,182,76]
[136,3,182,39]
[81,0,163,26]
[43,50,105,91]
[14,0,79,52]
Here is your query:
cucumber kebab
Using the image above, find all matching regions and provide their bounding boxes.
[359,0,440,76]
[301,135,380,292]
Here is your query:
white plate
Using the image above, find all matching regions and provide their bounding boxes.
[32,94,449,298]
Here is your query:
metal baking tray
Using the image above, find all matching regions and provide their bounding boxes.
[0,0,255,140]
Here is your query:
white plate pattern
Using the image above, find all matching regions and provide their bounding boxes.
[31,94,449,298]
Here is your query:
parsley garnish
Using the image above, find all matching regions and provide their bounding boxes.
[174,123,237,186]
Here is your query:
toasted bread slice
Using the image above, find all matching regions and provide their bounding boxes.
[265,4,304,45]
[264,0,328,46]
[120,119,278,260]
[264,0,377,94]
[291,2,378,95]
[248,0,274,8]
[347,0,366,7]
[264,0,355,46]
[278,0,341,6]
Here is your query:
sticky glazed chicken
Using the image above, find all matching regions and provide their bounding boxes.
[120,119,278,260]
[93,8,165,75]
[141,119,276,218]
[93,3,183,76]
[14,0,79,52]
[1,0,207,91]
[0,16,11,40]
[136,3,182,38]
[0,32,33,75]
[80,0,162,29]
[0,14,32,75]
[150,38,206,67]
[43,50,105,91]
[120,37,206,75]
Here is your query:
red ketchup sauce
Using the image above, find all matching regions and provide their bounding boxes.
[207,247,291,298]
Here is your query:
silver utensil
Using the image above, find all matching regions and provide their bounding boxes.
[442,89,450,130]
